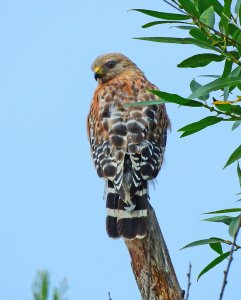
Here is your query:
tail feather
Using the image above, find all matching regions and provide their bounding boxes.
[106,182,119,238]
[106,180,148,239]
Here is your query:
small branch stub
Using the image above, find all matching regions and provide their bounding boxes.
[125,204,183,300]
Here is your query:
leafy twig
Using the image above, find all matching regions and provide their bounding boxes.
[108,292,112,300]
[196,19,241,48]
[223,239,241,250]
[162,0,241,66]
[219,225,240,300]
[184,263,192,300]
[203,101,241,120]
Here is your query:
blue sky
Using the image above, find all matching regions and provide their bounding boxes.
[0,0,240,299]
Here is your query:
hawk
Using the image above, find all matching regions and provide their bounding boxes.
[87,53,170,239]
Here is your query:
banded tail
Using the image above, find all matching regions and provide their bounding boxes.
[106,180,148,239]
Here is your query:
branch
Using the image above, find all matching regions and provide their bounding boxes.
[184,263,192,300]
[124,203,184,300]
[223,239,241,250]
[202,100,241,120]
[219,225,241,300]
[162,0,185,14]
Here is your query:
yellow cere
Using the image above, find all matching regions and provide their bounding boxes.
[94,66,101,73]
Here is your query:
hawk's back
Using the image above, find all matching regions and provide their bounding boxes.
[87,53,170,239]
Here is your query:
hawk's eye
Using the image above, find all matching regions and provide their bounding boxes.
[106,60,116,69]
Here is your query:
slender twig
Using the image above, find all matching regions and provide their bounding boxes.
[108,292,112,300]
[191,20,241,67]
[162,0,186,14]
[195,22,241,67]
[219,225,240,300]
[184,263,192,300]
[203,100,241,120]
[197,19,241,48]
[223,239,241,250]
[170,0,179,5]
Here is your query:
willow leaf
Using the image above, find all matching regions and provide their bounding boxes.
[189,77,241,99]
[224,145,241,168]
[197,252,230,281]
[132,9,190,20]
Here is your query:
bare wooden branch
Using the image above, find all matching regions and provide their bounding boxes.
[125,204,184,300]
[184,263,192,300]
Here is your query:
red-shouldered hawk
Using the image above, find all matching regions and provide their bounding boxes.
[87,53,170,239]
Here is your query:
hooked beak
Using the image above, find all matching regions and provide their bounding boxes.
[94,66,103,81]
[94,72,102,81]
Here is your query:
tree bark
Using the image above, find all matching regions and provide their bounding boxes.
[125,204,184,300]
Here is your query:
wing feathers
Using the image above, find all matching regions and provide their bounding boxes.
[88,71,169,239]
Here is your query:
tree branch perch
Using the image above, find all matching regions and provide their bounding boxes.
[125,203,184,300]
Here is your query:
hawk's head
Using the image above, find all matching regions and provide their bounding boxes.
[91,53,138,84]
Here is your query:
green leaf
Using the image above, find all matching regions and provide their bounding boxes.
[132,9,190,20]
[141,21,188,28]
[197,252,230,281]
[215,103,241,115]
[237,162,241,188]
[178,0,200,17]
[135,37,220,52]
[222,60,233,78]
[200,6,215,27]
[198,0,223,16]
[33,272,49,300]
[227,65,241,79]
[231,27,240,40]
[190,0,199,8]
[178,53,225,68]
[53,289,60,300]
[189,28,210,42]
[235,32,241,56]
[224,145,241,168]
[222,66,241,100]
[221,0,232,35]
[181,237,225,249]
[178,116,223,137]
[205,208,241,214]
[173,25,197,30]
[202,215,234,225]
[229,214,241,237]
[209,242,223,255]
[232,120,241,130]
[180,130,200,137]
[235,0,241,14]
[190,79,209,100]
[198,75,220,78]
[150,90,204,107]
[189,77,241,99]
[239,2,241,25]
